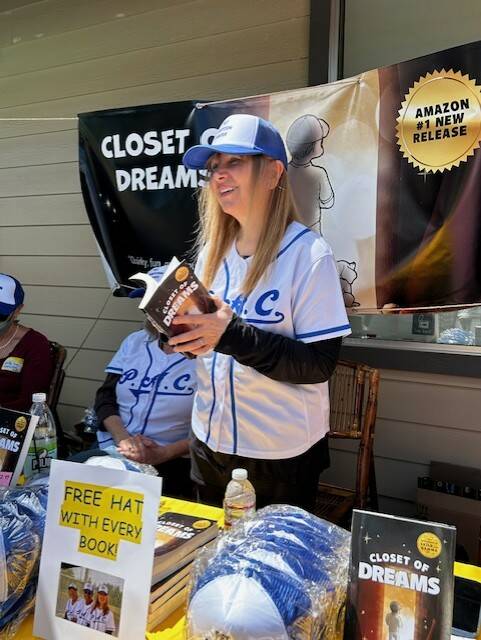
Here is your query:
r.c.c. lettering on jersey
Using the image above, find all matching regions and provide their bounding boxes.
[226,289,285,325]
[119,369,194,397]
[173,373,192,392]
[119,368,138,384]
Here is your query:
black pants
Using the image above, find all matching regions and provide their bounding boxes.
[190,435,330,511]
[68,447,194,500]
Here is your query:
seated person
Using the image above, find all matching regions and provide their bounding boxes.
[0,273,52,412]
[91,267,197,498]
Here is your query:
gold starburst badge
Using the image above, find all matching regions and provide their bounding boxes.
[396,69,481,172]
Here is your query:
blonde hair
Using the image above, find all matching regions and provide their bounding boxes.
[92,593,110,616]
[195,156,300,296]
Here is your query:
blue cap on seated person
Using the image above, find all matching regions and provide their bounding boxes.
[0,273,24,315]
[128,265,167,299]
[182,114,288,170]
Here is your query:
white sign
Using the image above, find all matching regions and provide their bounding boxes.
[34,460,162,639]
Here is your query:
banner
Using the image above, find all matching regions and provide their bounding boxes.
[79,40,481,310]
[79,101,200,293]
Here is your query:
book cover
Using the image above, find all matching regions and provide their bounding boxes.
[155,511,217,558]
[0,407,38,487]
[130,258,216,339]
[344,510,456,640]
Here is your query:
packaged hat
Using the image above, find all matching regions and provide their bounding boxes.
[187,505,350,640]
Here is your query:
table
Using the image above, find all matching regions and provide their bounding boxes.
[14,496,223,639]
[15,607,185,640]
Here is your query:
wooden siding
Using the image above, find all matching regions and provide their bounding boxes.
[322,368,481,515]
[0,0,309,432]
[2,0,478,516]
[344,0,481,78]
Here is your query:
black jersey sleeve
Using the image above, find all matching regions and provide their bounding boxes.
[94,373,121,428]
[215,314,342,384]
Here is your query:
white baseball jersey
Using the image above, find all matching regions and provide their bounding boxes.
[96,330,196,449]
[77,600,93,626]
[64,597,83,621]
[89,607,116,633]
[193,221,351,459]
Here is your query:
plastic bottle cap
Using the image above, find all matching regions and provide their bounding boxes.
[232,468,248,481]
[32,392,47,403]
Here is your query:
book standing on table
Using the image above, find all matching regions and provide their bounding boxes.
[345,509,456,640]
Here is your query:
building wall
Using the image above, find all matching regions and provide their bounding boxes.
[322,368,481,516]
[2,0,480,515]
[0,0,310,428]
[336,0,481,515]
[344,0,481,78]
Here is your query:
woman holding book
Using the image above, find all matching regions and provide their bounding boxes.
[169,114,351,510]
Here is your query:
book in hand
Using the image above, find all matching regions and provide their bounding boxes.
[344,509,456,640]
[129,257,217,340]
[152,511,218,584]
[0,407,39,487]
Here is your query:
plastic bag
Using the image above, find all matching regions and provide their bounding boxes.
[0,480,49,639]
[93,445,159,476]
[186,505,350,640]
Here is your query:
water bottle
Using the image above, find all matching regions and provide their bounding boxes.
[223,468,256,529]
[24,392,58,479]
[83,407,99,435]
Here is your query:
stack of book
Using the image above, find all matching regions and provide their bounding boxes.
[147,511,219,631]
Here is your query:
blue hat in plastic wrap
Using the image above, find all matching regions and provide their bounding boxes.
[187,505,350,640]
[0,482,48,637]
[437,328,474,345]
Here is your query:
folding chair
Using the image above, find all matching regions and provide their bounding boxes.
[314,360,380,525]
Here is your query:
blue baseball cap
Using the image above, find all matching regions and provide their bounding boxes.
[183,114,288,170]
[0,274,24,316]
[128,265,167,299]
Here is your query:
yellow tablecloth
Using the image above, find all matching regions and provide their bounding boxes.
[17,504,479,640]
[14,496,223,640]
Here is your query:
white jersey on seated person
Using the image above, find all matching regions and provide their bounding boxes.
[96,329,196,449]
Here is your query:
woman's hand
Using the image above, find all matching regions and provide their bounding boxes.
[168,296,233,356]
[117,435,148,462]
[119,435,174,465]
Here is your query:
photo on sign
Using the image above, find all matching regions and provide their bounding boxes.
[55,562,124,636]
